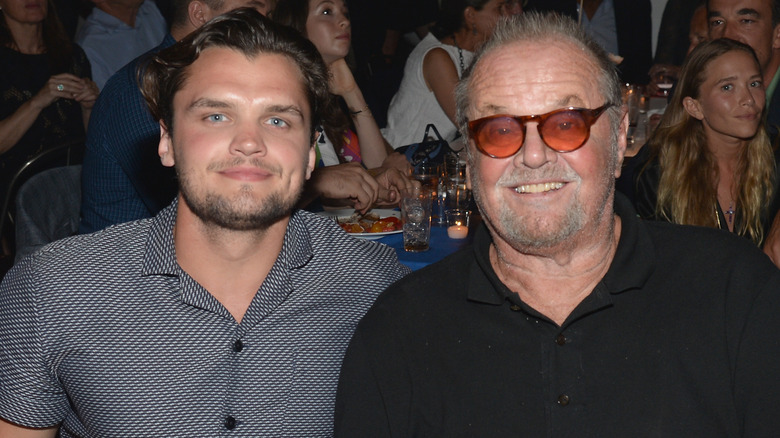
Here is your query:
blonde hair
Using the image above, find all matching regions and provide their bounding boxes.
[649,38,775,245]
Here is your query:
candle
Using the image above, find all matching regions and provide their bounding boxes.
[447,225,468,239]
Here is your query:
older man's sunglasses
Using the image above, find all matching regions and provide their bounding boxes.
[467,103,614,158]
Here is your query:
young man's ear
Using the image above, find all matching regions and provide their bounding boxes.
[158,123,175,168]
[305,134,319,180]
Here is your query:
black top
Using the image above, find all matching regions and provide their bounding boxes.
[335,194,780,437]
[0,45,91,191]
[634,151,780,247]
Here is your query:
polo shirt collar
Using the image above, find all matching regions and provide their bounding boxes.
[141,200,315,277]
[466,192,655,307]
[142,199,179,277]
[601,193,655,294]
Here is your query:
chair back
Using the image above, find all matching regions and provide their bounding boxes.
[0,140,83,264]
[14,165,82,262]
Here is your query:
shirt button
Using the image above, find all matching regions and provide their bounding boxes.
[509,304,522,312]
[224,415,236,430]
[233,340,243,352]
[555,334,566,346]
[557,394,571,406]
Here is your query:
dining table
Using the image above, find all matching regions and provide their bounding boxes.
[377,223,475,271]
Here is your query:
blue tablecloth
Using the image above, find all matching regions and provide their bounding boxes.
[378,225,474,271]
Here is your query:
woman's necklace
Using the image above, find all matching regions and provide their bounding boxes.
[724,202,736,227]
[716,189,736,231]
[453,35,465,75]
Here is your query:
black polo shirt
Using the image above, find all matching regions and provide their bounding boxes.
[335,195,780,437]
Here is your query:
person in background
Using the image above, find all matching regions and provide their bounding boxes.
[502,0,523,15]
[647,0,706,96]
[0,9,409,436]
[78,0,274,234]
[687,3,708,54]
[273,0,414,204]
[381,0,506,148]
[273,0,390,168]
[335,12,780,436]
[707,0,780,140]
[618,2,710,201]
[524,0,652,85]
[0,0,98,191]
[651,0,702,68]
[346,0,438,128]
[636,39,780,259]
[75,0,167,89]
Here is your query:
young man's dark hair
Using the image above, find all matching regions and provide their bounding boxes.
[141,7,330,144]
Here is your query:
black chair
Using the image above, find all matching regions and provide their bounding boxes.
[14,165,82,263]
[0,140,83,272]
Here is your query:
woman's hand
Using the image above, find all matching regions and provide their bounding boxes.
[327,58,358,97]
[73,78,100,110]
[30,73,90,109]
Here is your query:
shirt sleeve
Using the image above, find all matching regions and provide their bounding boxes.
[0,258,67,428]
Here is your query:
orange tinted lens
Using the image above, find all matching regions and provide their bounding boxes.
[539,110,589,151]
[475,116,524,157]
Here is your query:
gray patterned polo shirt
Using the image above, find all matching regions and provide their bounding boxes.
[0,202,410,437]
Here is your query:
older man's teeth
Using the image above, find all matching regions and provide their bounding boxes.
[515,182,564,193]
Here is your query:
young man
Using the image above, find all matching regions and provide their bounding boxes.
[78,0,275,234]
[336,12,780,436]
[0,9,409,436]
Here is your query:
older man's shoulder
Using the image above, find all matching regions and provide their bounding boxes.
[372,246,475,308]
[641,219,779,281]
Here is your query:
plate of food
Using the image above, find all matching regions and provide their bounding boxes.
[320,209,402,240]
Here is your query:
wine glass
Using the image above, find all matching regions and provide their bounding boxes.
[654,71,674,97]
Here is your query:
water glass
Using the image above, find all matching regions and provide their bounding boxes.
[412,162,439,197]
[444,177,471,211]
[401,187,431,252]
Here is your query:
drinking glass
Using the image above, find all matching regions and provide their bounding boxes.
[654,71,674,97]
[401,186,431,252]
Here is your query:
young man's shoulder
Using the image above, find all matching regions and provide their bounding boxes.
[9,218,156,283]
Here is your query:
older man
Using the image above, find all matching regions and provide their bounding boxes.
[0,9,409,436]
[335,13,780,436]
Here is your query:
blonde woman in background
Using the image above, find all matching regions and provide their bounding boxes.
[636,38,780,253]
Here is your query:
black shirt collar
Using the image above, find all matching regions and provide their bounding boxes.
[467,193,655,307]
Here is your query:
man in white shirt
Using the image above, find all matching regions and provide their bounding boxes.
[76,0,167,89]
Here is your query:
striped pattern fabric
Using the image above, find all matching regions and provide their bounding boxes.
[0,202,409,436]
